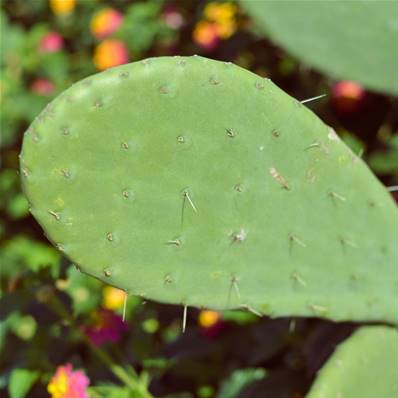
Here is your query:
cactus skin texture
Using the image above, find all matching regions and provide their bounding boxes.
[239,1,398,96]
[20,56,398,323]
[307,326,398,398]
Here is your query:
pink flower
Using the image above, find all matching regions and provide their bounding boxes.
[331,80,365,113]
[90,8,123,39]
[39,32,64,53]
[83,309,128,346]
[31,78,55,95]
[162,6,184,30]
[47,363,89,398]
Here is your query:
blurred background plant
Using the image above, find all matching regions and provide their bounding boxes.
[1,1,397,397]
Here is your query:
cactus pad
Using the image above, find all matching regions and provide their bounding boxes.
[20,56,398,323]
[307,326,398,398]
[240,1,398,95]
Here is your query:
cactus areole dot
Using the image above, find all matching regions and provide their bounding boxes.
[20,56,398,324]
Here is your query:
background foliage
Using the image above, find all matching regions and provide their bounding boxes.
[1,1,397,397]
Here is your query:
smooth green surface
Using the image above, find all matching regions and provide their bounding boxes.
[240,1,398,95]
[20,56,398,323]
[307,326,398,398]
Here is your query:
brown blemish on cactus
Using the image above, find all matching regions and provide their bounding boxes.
[61,169,70,178]
[368,200,376,208]
[49,210,60,220]
[61,126,70,135]
[231,229,247,243]
[226,128,236,138]
[159,85,169,94]
[269,167,290,190]
[255,81,265,90]
[94,99,103,108]
[234,183,243,192]
[164,273,173,284]
[177,59,186,67]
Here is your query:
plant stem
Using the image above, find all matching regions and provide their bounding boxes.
[48,294,153,397]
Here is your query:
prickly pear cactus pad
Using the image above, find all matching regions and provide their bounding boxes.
[307,326,398,398]
[20,56,398,323]
[239,1,398,95]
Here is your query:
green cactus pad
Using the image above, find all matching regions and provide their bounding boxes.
[307,326,398,398]
[20,56,398,323]
[240,1,398,95]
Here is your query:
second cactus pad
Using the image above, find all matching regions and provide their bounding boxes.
[20,56,398,323]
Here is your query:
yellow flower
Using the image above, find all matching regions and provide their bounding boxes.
[102,286,126,310]
[49,0,76,16]
[93,39,129,71]
[215,19,237,39]
[198,310,220,328]
[48,371,68,398]
[204,2,237,23]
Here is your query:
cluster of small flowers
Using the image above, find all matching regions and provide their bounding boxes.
[193,2,238,50]
[47,363,89,398]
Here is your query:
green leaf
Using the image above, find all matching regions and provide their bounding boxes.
[89,384,139,398]
[8,368,39,398]
[0,236,60,277]
[217,368,266,398]
[64,266,102,315]
[240,1,398,95]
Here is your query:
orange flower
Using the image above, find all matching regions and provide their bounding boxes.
[193,21,219,50]
[198,310,221,328]
[93,39,129,70]
[90,8,123,39]
[49,0,76,16]
[102,286,125,310]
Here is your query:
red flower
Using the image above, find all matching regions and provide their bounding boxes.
[331,81,365,113]
[31,79,55,95]
[82,309,128,346]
